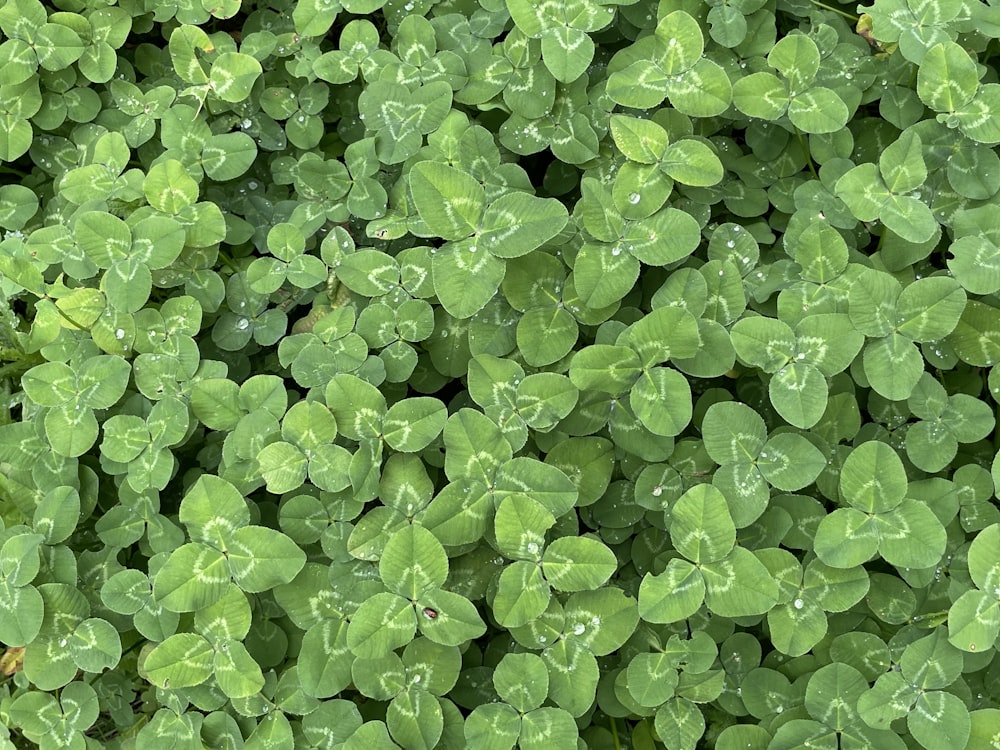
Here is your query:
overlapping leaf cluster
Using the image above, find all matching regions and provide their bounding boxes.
[0,0,999,747]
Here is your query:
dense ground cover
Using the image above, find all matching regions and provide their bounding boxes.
[1,0,1000,747]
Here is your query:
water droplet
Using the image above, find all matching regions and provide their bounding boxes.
[114,328,125,339]
[59,638,67,647]
[793,598,804,609]
[611,246,622,256]
[440,330,448,338]
[527,542,539,554]
[591,616,600,626]
[241,119,252,129]
[726,240,735,248]
[248,180,258,189]
[413,674,421,683]
[469,245,477,253]
[573,622,585,635]
[538,635,547,643]
[628,192,641,204]
[651,485,663,497]
[776,705,784,713]
[236,318,249,330]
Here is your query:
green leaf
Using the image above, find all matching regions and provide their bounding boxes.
[840,441,908,513]
[383,398,447,452]
[702,401,767,465]
[179,474,250,547]
[348,592,416,658]
[670,485,736,564]
[521,706,579,749]
[153,543,230,612]
[0,581,43,646]
[661,140,724,187]
[622,307,701,366]
[638,559,705,624]
[494,652,548,712]
[432,243,506,318]
[786,87,849,134]
[464,702,520,750]
[880,130,927,194]
[758,433,826,492]
[731,316,796,372]
[569,345,643,395]
[610,115,668,164]
[769,362,828,429]
[145,633,214,690]
[702,546,778,617]
[226,526,307,592]
[495,494,554,562]
[907,690,970,750]
[896,277,967,342]
[654,698,705,750]
[732,72,788,120]
[655,11,704,75]
[863,334,925,400]
[417,588,487,646]
[541,536,617,592]
[917,41,979,112]
[380,524,449,599]
[630,366,692,438]
[767,33,820,90]
[410,162,484,241]
[210,52,262,103]
[627,651,679,708]
[493,561,550,628]
[541,26,594,83]
[479,192,568,259]
[814,509,879,568]
[947,589,1000,653]
[214,639,265,698]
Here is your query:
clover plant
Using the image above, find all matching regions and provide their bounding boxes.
[1,0,1000,747]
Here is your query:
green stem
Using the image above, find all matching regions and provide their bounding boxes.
[610,717,621,750]
[0,354,43,380]
[795,126,819,179]
[50,303,88,331]
[810,0,859,21]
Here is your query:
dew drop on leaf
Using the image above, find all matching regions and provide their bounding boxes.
[115,328,125,339]
[628,193,640,204]
[573,622,585,635]
[793,598,804,609]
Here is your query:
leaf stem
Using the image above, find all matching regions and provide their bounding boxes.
[794,126,819,179]
[810,0,859,21]
[610,717,621,750]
